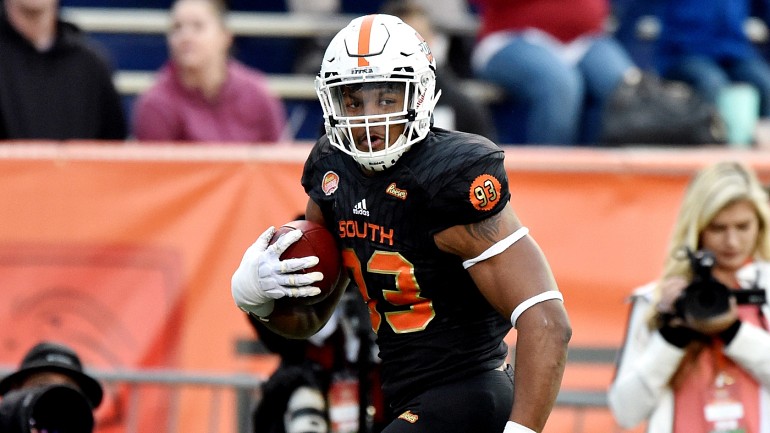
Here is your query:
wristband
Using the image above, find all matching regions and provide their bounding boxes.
[503,421,536,433]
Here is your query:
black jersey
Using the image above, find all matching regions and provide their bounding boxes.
[301,128,512,405]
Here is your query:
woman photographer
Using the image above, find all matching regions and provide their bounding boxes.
[608,161,770,433]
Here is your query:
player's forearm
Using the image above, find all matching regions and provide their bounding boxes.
[510,311,570,431]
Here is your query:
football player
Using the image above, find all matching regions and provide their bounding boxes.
[232,14,571,433]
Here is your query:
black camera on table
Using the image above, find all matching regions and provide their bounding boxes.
[674,248,767,321]
[0,384,94,433]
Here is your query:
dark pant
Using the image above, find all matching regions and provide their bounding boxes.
[381,365,514,433]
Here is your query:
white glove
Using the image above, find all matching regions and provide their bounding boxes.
[503,421,536,433]
[232,226,324,317]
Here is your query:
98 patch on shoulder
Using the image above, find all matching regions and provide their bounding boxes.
[469,174,502,211]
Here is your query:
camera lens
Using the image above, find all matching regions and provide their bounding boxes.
[682,280,731,320]
[0,385,93,433]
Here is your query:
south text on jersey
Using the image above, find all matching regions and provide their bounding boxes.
[338,220,394,246]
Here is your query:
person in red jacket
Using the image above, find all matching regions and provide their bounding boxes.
[132,0,287,144]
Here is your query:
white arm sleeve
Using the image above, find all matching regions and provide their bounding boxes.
[607,288,685,428]
[724,321,770,387]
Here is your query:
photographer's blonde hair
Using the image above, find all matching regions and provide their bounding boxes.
[652,161,770,318]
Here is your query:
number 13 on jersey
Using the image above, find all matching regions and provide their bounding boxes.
[341,248,435,334]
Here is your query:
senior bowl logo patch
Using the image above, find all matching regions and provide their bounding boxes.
[469,174,501,211]
[322,171,340,196]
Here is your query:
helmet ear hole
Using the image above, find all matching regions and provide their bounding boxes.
[314,14,439,171]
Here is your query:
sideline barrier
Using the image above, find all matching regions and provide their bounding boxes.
[0,365,263,433]
[0,143,766,433]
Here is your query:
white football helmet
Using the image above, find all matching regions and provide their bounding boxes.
[315,14,440,171]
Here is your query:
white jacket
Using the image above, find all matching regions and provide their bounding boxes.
[607,262,770,433]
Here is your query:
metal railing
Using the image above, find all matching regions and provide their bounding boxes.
[0,365,265,433]
[59,7,479,38]
[0,346,618,433]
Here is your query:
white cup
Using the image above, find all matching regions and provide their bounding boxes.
[716,83,760,148]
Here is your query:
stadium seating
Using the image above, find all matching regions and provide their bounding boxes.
[59,0,770,143]
[59,5,498,141]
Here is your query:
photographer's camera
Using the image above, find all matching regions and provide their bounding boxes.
[0,384,94,433]
[672,248,767,321]
[674,249,733,320]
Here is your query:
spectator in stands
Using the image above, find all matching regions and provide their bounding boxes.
[653,0,770,143]
[0,0,127,141]
[380,0,498,141]
[132,0,287,144]
[0,341,103,433]
[470,0,637,145]
[608,160,770,433]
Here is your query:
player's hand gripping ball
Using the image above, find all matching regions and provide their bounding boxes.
[269,220,341,306]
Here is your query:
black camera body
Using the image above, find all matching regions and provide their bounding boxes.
[0,384,94,433]
[675,249,767,320]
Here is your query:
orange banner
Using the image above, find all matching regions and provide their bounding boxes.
[0,143,767,433]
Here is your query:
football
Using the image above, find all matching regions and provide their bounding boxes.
[269,219,341,306]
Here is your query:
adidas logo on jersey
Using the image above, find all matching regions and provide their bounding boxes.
[352,199,370,216]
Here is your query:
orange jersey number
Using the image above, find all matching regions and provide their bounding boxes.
[341,248,435,334]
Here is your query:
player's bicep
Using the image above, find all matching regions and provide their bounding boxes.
[434,202,520,259]
[434,203,559,317]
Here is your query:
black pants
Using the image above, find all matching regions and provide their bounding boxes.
[381,365,514,433]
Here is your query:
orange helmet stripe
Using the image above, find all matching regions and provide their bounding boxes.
[357,14,377,67]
